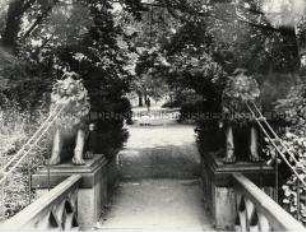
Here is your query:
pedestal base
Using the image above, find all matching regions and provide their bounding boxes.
[32,155,112,228]
[201,152,275,230]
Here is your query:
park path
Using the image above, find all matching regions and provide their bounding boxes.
[97,107,215,231]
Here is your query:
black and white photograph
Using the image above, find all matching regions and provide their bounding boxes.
[0,0,306,231]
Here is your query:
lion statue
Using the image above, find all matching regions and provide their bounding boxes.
[221,69,261,163]
[49,72,91,165]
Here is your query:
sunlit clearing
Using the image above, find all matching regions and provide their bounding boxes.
[262,0,306,27]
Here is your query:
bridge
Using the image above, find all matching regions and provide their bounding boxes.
[0,105,306,232]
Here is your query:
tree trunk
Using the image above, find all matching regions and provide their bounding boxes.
[138,92,143,107]
[1,0,32,52]
[297,26,306,67]
[278,26,300,72]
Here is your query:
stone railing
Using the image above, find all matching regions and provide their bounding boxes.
[200,152,306,231]
[1,174,81,231]
[32,154,113,228]
[233,173,306,232]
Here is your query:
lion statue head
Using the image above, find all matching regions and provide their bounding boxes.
[222,68,260,123]
[51,72,90,131]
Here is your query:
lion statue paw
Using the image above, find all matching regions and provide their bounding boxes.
[223,155,237,164]
[49,155,61,165]
[72,157,86,165]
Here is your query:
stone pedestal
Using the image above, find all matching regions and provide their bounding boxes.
[32,155,110,229]
[201,152,275,230]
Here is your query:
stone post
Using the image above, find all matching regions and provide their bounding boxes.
[200,152,275,230]
[32,155,115,229]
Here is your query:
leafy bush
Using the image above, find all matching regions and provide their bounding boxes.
[161,100,181,109]
[179,99,218,123]
[196,117,224,155]
[93,97,131,159]
[264,83,306,224]
[275,83,306,135]
[262,131,306,224]
[0,102,51,221]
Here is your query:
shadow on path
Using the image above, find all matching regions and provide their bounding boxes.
[119,124,200,180]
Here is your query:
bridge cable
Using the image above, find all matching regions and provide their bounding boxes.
[246,101,306,186]
[0,104,66,186]
[249,101,301,166]
[1,104,61,172]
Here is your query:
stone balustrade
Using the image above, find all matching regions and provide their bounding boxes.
[201,152,276,229]
[32,154,117,228]
[233,173,306,232]
[0,174,81,231]
[200,150,306,231]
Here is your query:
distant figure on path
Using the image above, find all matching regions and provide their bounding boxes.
[145,98,151,112]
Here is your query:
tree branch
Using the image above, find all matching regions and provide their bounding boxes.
[21,0,59,40]
[1,0,37,51]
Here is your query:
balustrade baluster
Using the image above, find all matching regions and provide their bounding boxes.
[236,193,242,209]
[235,193,242,232]
[274,153,279,203]
[1,180,5,220]
[27,157,33,205]
[249,210,259,232]
[235,213,242,232]
[35,210,51,230]
[49,209,61,229]
[238,196,247,232]
[57,199,66,230]
[258,212,270,232]
[296,178,301,222]
[245,198,255,231]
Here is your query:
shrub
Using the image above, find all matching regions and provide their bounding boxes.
[161,100,181,109]
[93,97,131,159]
[196,117,224,155]
[179,98,221,122]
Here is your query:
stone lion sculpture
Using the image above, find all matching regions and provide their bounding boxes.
[222,69,261,163]
[49,72,91,165]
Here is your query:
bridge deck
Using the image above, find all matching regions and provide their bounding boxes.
[97,179,216,231]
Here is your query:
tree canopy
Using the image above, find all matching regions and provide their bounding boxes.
[1,0,306,110]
